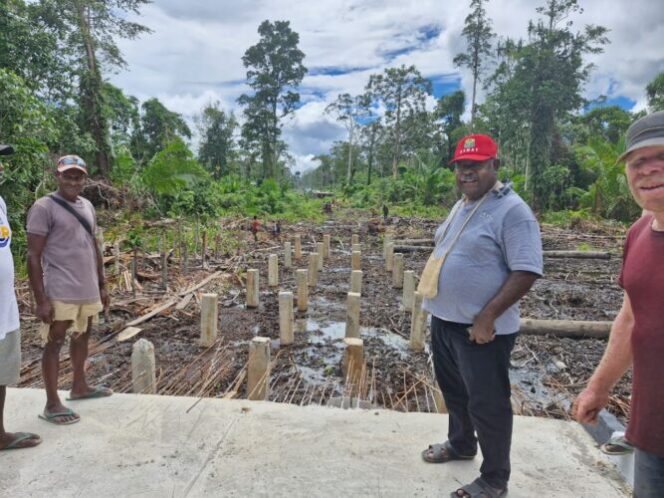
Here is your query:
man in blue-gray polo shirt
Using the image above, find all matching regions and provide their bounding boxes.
[420,134,543,498]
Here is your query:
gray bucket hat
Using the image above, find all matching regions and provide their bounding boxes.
[617,111,664,162]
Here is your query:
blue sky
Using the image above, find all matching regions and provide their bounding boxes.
[112,0,664,172]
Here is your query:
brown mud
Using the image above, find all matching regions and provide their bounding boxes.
[17,210,630,423]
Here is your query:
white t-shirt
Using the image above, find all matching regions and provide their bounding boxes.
[0,196,20,340]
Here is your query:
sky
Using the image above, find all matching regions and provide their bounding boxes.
[110,0,664,173]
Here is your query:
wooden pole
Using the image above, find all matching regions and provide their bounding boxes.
[345,292,361,338]
[279,292,294,345]
[519,318,612,338]
[114,241,120,276]
[296,269,309,312]
[351,234,359,245]
[132,339,156,394]
[160,237,168,291]
[247,337,270,400]
[200,293,218,347]
[246,269,260,308]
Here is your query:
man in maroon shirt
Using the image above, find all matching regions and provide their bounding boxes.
[574,111,664,498]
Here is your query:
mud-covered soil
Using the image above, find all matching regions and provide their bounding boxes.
[18,210,630,423]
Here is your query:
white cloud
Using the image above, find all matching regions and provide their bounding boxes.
[109,0,664,172]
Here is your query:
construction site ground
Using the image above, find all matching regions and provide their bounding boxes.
[1,388,630,497]
[15,209,630,423]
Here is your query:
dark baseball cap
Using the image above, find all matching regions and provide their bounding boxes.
[617,111,664,163]
[0,144,14,156]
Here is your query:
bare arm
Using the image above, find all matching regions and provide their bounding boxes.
[573,293,634,423]
[27,233,52,323]
[470,270,540,344]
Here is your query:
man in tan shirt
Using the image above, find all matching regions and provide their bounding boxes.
[27,155,111,425]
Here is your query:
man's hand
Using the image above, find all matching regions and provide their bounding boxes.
[469,312,496,344]
[35,300,54,324]
[572,387,610,425]
[100,287,110,312]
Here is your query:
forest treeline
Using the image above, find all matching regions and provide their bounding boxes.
[1,0,663,247]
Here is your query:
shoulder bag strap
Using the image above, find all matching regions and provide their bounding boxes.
[48,194,93,237]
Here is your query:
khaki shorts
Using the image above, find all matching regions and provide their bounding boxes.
[0,329,21,386]
[39,301,103,345]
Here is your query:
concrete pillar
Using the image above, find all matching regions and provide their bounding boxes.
[383,234,392,259]
[351,234,359,245]
[132,339,156,394]
[410,291,427,351]
[308,252,319,287]
[316,242,324,269]
[351,243,362,254]
[350,270,362,295]
[343,337,364,397]
[296,269,309,312]
[294,234,302,260]
[392,253,404,288]
[200,293,219,347]
[345,292,361,338]
[246,269,260,308]
[323,234,331,257]
[403,271,415,311]
[351,251,361,271]
[247,337,270,400]
[385,242,394,271]
[279,292,294,345]
[284,242,292,269]
[268,254,279,287]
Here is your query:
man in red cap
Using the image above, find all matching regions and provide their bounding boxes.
[0,144,42,450]
[27,155,111,426]
[419,134,543,497]
[574,111,664,497]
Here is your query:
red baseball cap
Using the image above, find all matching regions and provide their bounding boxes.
[450,134,498,164]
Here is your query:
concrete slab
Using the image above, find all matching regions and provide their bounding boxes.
[1,388,629,497]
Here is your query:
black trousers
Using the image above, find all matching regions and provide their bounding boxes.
[431,316,517,489]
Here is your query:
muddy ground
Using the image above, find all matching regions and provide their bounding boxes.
[18,209,630,423]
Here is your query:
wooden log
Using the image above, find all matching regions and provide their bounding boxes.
[519,318,612,338]
[543,250,612,259]
[394,245,432,252]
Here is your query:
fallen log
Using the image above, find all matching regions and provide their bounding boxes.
[543,250,612,259]
[394,245,432,252]
[392,239,433,245]
[519,318,612,338]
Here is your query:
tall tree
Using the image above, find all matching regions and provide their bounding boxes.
[436,90,466,163]
[197,102,238,180]
[453,0,495,128]
[366,65,432,179]
[36,0,151,177]
[646,72,664,112]
[238,20,306,180]
[325,93,370,184]
[132,98,191,164]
